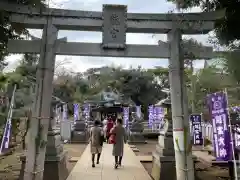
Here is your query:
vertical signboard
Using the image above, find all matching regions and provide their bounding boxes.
[148,105,154,128]
[207,92,231,161]
[190,114,203,145]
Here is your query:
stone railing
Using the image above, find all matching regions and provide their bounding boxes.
[142,121,214,139]
[127,121,162,133]
[190,122,213,142]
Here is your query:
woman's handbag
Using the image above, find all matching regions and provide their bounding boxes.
[109,134,116,144]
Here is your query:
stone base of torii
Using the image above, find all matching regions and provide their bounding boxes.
[19,107,68,180]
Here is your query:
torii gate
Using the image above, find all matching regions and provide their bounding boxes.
[0,2,224,180]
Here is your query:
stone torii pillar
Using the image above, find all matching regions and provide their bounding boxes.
[152,29,198,180]
[168,29,194,180]
[23,19,67,180]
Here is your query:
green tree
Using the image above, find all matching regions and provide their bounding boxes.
[148,67,170,89]
[0,0,45,69]
[167,0,240,46]
[187,64,233,113]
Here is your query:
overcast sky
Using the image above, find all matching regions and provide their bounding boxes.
[5,0,214,72]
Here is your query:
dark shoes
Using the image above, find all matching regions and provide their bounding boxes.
[92,161,99,167]
[114,162,122,169]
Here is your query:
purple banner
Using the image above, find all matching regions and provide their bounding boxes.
[153,106,158,123]
[155,107,164,122]
[83,104,90,120]
[231,106,240,112]
[73,103,79,123]
[123,107,129,128]
[148,105,154,127]
[0,85,15,154]
[234,127,240,147]
[0,120,11,154]
[207,92,231,161]
[190,114,203,145]
[62,104,68,121]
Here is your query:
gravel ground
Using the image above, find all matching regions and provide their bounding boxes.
[134,140,229,180]
[0,143,87,180]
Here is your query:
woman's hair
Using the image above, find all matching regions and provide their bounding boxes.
[94,120,100,126]
[117,118,122,124]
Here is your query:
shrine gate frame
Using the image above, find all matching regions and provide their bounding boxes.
[0,2,224,180]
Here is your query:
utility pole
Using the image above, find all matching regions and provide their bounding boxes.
[168,29,195,180]
[23,17,58,180]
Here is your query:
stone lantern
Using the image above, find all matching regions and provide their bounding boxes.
[151,96,176,180]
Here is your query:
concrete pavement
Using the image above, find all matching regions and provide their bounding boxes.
[66,143,152,180]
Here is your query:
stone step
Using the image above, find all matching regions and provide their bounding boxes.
[129,145,136,148]
[132,148,140,152]
[137,155,152,162]
[69,157,80,162]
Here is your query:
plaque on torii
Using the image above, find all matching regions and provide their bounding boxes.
[102,5,127,49]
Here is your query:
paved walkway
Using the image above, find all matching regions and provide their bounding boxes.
[67,143,152,180]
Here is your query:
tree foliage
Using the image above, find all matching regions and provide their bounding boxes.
[0,0,45,68]
[52,66,166,115]
[221,51,240,84]
[167,0,240,45]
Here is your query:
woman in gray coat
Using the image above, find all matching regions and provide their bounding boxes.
[89,120,104,167]
[110,118,127,169]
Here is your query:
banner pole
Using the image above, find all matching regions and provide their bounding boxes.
[200,112,204,150]
[225,88,238,180]
[0,84,17,154]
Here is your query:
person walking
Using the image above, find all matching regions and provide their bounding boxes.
[89,120,104,167]
[109,118,127,169]
[103,117,108,126]
[106,117,114,143]
[102,117,108,142]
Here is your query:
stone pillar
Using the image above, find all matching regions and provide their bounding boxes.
[151,108,176,180]
[168,29,195,180]
[23,19,58,180]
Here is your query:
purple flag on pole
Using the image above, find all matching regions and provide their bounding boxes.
[123,107,129,128]
[155,107,163,122]
[0,85,16,154]
[62,104,68,121]
[190,114,203,145]
[154,107,157,122]
[234,127,240,147]
[156,107,164,126]
[73,104,79,123]
[0,120,11,154]
[148,105,154,127]
[231,106,240,112]
[83,104,90,120]
[207,92,231,161]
